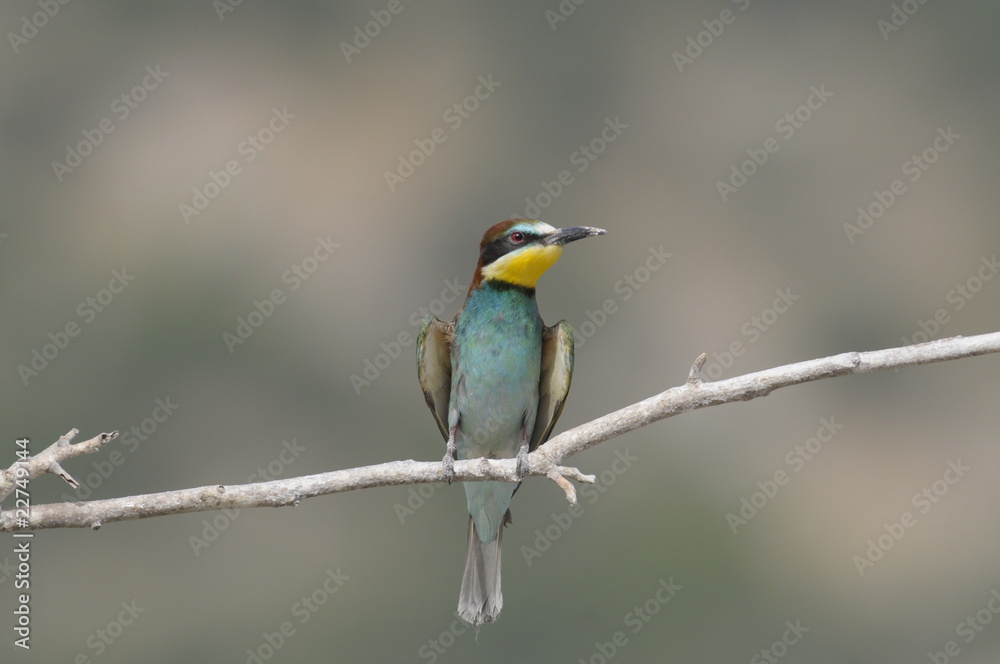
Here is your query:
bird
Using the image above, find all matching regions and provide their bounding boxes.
[417,219,606,627]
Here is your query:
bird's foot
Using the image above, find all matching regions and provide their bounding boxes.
[442,424,458,484]
[515,445,530,481]
[441,453,456,485]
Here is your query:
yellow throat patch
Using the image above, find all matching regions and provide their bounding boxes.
[482,244,563,289]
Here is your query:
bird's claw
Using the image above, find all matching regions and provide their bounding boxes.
[442,453,456,485]
[515,447,530,481]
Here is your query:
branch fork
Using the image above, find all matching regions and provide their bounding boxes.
[527,450,596,506]
[0,428,119,502]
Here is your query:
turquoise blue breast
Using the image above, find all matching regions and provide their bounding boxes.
[449,281,542,540]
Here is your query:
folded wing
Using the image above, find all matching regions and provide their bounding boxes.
[417,315,454,440]
[530,320,575,451]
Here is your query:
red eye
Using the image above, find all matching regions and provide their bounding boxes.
[510,232,525,243]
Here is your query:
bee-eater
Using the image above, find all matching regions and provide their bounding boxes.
[417,219,606,627]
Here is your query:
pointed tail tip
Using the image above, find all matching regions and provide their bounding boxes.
[458,602,502,628]
[458,519,504,629]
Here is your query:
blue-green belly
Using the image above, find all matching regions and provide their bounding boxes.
[449,284,542,542]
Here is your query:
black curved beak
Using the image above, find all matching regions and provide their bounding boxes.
[544,226,608,246]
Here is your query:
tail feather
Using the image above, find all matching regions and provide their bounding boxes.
[458,517,503,627]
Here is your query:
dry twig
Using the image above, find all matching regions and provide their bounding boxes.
[2,332,998,532]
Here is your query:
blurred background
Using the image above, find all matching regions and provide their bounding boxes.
[3,1,1000,661]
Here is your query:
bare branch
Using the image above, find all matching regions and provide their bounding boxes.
[539,333,1000,464]
[3,332,998,532]
[0,429,119,502]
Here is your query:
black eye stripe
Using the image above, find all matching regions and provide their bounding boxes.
[480,230,539,265]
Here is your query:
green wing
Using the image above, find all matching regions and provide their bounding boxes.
[529,320,575,451]
[416,315,453,440]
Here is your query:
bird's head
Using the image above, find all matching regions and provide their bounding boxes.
[469,219,607,293]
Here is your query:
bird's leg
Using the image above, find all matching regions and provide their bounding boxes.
[515,428,530,481]
[442,425,457,485]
